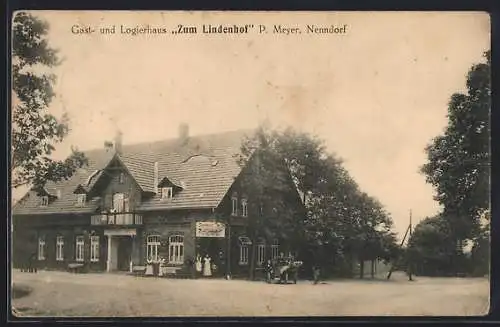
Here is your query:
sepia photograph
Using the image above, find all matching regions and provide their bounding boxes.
[10,11,490,317]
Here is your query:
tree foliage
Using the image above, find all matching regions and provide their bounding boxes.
[407,216,456,276]
[236,123,399,278]
[12,12,87,190]
[421,50,490,241]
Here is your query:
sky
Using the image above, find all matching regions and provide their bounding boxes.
[12,11,490,238]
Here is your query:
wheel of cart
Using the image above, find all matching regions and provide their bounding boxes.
[287,261,302,284]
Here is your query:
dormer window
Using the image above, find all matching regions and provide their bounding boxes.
[40,196,49,207]
[77,194,86,207]
[161,187,173,200]
[231,194,238,216]
[241,198,248,217]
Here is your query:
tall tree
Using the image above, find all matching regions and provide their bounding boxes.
[239,124,399,279]
[407,215,456,276]
[421,50,490,244]
[12,12,87,191]
[469,209,490,276]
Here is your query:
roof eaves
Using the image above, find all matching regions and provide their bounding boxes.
[136,203,216,212]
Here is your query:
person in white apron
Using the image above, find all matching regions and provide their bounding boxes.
[195,254,202,275]
[202,254,212,277]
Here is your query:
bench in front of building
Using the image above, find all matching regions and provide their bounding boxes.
[67,263,85,273]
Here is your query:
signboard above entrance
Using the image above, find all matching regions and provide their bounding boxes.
[196,221,226,238]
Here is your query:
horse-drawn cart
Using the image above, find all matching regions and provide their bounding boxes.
[266,258,303,284]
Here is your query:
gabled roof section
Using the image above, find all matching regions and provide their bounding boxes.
[13,129,256,215]
[119,154,156,193]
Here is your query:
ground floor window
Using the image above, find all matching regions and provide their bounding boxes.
[271,239,279,259]
[147,235,160,262]
[238,236,252,265]
[257,240,266,266]
[76,236,84,262]
[90,236,100,262]
[56,236,64,261]
[38,236,45,261]
[240,245,249,265]
[168,234,184,264]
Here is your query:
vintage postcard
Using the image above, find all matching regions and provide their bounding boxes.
[10,11,490,317]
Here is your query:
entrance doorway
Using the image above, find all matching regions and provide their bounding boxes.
[197,237,226,277]
[104,229,136,272]
[117,236,133,271]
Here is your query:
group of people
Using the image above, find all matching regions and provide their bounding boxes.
[195,254,214,277]
[194,251,321,284]
[264,252,320,284]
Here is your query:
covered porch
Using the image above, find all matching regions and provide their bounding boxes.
[104,228,140,273]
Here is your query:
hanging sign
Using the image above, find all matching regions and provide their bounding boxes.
[196,221,226,238]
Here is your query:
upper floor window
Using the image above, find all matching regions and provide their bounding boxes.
[119,172,125,184]
[147,235,160,262]
[241,198,248,217]
[77,194,86,207]
[38,236,46,260]
[168,234,184,264]
[124,197,130,213]
[40,196,49,207]
[56,236,64,261]
[112,193,125,212]
[231,195,238,216]
[161,187,173,200]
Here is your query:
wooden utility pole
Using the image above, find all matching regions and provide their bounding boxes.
[386,223,410,280]
[408,210,413,281]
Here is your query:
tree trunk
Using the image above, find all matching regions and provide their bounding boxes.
[371,259,375,279]
[359,260,364,279]
[348,254,355,278]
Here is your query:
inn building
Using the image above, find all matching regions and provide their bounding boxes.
[12,126,304,278]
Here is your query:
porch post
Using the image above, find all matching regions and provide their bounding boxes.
[130,235,135,273]
[107,235,112,272]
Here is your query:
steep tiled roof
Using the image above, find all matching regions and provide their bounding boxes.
[13,129,254,215]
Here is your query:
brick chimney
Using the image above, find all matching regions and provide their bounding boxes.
[153,161,159,193]
[104,141,114,152]
[114,130,123,154]
[179,123,189,145]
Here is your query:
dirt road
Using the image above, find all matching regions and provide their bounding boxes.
[11,270,490,317]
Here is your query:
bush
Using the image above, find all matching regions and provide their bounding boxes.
[12,284,32,299]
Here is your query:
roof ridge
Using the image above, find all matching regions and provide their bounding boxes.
[82,128,256,155]
[13,127,256,215]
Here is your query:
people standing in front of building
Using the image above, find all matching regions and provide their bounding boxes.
[313,265,320,285]
[195,254,202,277]
[202,254,212,277]
[265,259,273,283]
